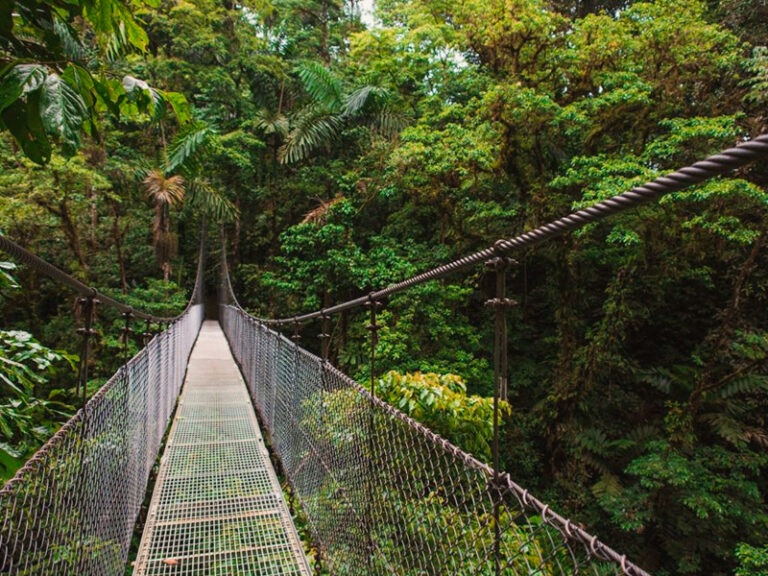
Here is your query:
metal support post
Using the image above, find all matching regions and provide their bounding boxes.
[121,310,134,364]
[76,293,98,410]
[484,251,517,576]
[364,294,382,570]
[142,319,153,347]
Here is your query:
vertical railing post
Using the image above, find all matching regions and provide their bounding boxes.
[484,251,517,576]
[76,292,98,410]
[75,291,97,572]
[364,294,382,571]
[142,319,153,347]
[319,309,331,365]
[121,310,133,365]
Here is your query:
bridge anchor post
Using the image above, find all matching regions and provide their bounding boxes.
[484,249,518,576]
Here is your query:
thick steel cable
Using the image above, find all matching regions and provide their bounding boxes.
[230,133,768,326]
[0,232,204,323]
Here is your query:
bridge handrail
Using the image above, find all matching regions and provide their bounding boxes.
[0,227,205,323]
[229,133,768,325]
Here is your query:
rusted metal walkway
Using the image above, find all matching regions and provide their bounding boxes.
[133,321,310,576]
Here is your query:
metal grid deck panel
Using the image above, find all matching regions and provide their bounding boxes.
[133,321,310,576]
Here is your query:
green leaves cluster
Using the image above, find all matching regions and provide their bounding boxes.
[0,329,76,479]
[375,370,506,461]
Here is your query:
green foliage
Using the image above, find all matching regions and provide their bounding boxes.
[375,371,505,462]
[0,0,190,163]
[736,543,768,576]
[0,330,76,479]
[1,0,768,573]
[0,260,18,290]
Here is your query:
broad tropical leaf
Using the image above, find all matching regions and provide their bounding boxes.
[1,90,51,164]
[39,73,87,153]
[0,64,48,112]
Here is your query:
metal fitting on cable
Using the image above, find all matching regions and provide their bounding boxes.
[142,318,153,346]
[121,309,134,363]
[319,309,331,363]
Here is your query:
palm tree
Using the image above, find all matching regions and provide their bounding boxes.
[142,121,238,281]
[143,171,185,282]
[279,61,406,164]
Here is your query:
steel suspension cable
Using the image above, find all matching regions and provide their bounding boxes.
[0,230,205,322]
[227,133,768,326]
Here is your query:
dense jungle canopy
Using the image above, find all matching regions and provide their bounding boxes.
[1,0,767,573]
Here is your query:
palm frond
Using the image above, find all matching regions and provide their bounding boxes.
[279,105,343,164]
[254,109,289,136]
[342,85,389,117]
[297,61,343,112]
[301,195,343,225]
[186,180,239,223]
[166,121,215,176]
[143,171,185,207]
[371,109,410,138]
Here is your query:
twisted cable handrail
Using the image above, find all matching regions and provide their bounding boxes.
[220,132,768,576]
[234,133,768,325]
[0,230,204,322]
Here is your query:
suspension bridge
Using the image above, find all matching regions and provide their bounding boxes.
[0,134,767,576]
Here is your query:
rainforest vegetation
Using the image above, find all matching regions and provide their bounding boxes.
[1,0,767,573]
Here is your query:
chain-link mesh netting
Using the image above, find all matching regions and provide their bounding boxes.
[221,305,650,576]
[0,304,203,575]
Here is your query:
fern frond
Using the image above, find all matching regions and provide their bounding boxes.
[637,368,672,394]
[573,428,609,457]
[591,473,623,501]
[715,374,768,399]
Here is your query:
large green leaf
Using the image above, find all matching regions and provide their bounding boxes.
[62,64,95,108]
[40,73,87,154]
[93,75,124,116]
[0,90,51,164]
[0,64,48,112]
[162,91,191,124]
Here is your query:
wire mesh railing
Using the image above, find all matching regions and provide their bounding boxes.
[218,133,768,576]
[220,305,649,576]
[0,304,203,575]
[0,233,206,576]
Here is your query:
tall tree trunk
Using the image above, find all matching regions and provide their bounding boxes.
[111,203,128,294]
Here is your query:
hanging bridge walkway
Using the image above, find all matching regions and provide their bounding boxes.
[133,322,309,576]
[0,134,767,576]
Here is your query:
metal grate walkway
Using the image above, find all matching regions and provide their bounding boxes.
[133,321,310,576]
